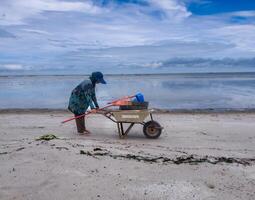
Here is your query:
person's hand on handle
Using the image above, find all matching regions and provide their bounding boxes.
[90,109,98,114]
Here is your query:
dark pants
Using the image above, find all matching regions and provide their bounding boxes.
[75,115,85,133]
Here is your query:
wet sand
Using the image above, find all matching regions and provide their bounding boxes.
[0,111,255,200]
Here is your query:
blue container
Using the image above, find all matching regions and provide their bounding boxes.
[135,93,144,102]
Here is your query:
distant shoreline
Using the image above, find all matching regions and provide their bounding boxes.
[1,108,255,114]
[1,71,255,78]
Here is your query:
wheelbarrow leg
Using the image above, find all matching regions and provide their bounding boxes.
[150,113,154,121]
[117,123,122,138]
[117,122,135,139]
[120,123,125,138]
[124,123,135,136]
[117,123,125,138]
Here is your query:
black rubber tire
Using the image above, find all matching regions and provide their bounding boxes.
[143,121,162,139]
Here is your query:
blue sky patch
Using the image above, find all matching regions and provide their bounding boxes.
[187,0,255,15]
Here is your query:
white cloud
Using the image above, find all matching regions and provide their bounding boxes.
[22,28,51,35]
[230,11,255,17]
[22,0,100,13]
[0,64,24,70]
[0,0,101,25]
[142,62,163,68]
[149,0,191,20]
[210,25,255,51]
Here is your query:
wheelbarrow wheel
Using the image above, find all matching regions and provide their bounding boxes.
[143,121,162,139]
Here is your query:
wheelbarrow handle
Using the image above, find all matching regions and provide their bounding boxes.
[61,104,113,123]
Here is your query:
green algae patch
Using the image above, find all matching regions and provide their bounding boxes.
[36,134,59,141]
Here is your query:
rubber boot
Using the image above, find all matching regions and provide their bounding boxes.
[75,115,85,133]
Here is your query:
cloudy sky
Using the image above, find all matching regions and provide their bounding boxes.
[0,0,255,74]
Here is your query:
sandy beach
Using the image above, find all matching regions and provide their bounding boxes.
[0,110,255,200]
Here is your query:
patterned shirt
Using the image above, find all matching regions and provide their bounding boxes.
[68,79,98,115]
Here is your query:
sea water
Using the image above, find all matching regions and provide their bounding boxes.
[1,73,255,110]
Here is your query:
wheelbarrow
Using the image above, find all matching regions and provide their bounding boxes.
[62,93,163,139]
[101,109,163,139]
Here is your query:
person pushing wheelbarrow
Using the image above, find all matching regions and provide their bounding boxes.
[68,71,106,134]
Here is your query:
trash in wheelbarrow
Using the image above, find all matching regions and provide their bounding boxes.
[119,101,149,110]
[119,93,149,110]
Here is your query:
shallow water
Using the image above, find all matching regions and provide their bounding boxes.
[1,73,255,110]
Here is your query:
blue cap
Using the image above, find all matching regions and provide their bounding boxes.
[91,71,106,84]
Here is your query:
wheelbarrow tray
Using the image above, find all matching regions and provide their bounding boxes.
[110,110,150,123]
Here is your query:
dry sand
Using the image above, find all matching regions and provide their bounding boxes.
[0,111,255,200]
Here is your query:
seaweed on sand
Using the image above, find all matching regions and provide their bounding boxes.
[36,134,59,141]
